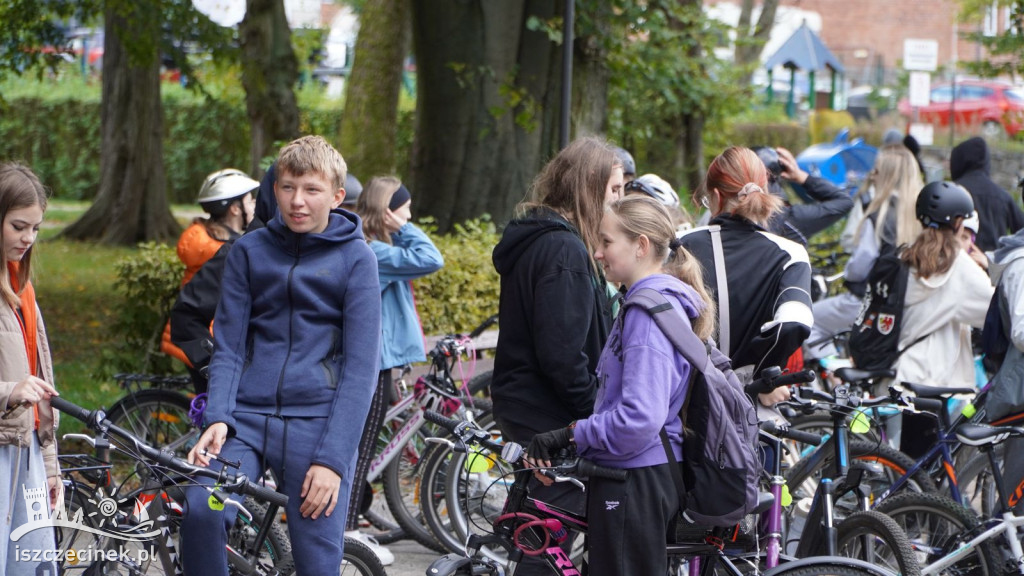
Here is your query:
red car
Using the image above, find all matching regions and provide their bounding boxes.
[898,80,1024,138]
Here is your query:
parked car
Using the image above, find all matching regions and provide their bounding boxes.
[897,79,1024,138]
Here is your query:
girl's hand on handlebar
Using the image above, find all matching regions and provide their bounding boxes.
[759,386,791,407]
[189,422,228,466]
[8,376,57,408]
[300,464,341,520]
[48,475,63,512]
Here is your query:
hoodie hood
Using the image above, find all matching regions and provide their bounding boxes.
[492,209,579,275]
[266,207,365,255]
[987,228,1024,283]
[951,137,990,180]
[626,273,705,323]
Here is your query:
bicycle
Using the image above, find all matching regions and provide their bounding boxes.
[50,396,386,576]
[421,409,905,576]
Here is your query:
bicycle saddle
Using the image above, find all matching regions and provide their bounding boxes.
[833,367,895,384]
[901,381,976,399]
[955,422,1024,446]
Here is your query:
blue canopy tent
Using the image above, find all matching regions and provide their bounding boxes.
[763,21,844,117]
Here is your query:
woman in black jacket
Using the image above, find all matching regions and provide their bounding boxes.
[490,136,623,575]
[678,146,813,406]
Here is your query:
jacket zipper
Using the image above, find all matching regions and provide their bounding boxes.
[276,244,300,417]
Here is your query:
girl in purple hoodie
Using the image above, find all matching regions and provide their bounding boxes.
[527,195,715,576]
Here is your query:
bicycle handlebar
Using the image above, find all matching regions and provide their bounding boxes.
[745,368,816,395]
[50,397,288,508]
[423,410,628,482]
[759,420,823,446]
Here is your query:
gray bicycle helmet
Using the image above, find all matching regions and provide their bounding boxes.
[612,147,636,178]
[341,172,364,207]
[625,174,680,209]
[197,169,259,217]
[916,181,975,228]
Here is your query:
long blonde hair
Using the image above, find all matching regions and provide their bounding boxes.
[607,195,716,340]
[356,176,402,244]
[857,145,923,247]
[518,136,621,272]
[0,163,48,308]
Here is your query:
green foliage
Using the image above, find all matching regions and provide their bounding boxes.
[0,76,382,201]
[959,0,1024,78]
[106,242,183,376]
[0,0,98,84]
[414,217,501,336]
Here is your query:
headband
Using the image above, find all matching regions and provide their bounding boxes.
[389,183,412,211]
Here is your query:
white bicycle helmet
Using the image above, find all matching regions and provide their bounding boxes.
[197,169,259,217]
[625,173,680,209]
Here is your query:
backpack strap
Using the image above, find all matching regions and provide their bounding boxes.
[709,225,730,357]
[623,287,708,514]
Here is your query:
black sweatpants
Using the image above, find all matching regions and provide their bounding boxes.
[345,368,392,530]
[586,463,679,576]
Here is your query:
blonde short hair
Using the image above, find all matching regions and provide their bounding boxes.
[276,136,348,192]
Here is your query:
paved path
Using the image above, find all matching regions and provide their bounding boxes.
[385,539,442,576]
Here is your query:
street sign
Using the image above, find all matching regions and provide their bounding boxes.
[909,123,934,146]
[904,39,939,72]
[908,72,931,107]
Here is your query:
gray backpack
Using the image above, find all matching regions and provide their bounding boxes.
[621,287,760,527]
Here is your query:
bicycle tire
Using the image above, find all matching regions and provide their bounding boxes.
[833,509,922,576]
[227,497,292,576]
[872,490,999,576]
[339,536,388,576]
[420,411,500,553]
[105,389,198,493]
[953,448,1002,517]
[786,439,938,518]
[466,370,492,398]
[382,424,447,552]
[766,560,897,576]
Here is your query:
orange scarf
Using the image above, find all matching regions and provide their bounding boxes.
[8,261,39,428]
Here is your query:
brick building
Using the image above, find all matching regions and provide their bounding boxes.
[711,0,1009,86]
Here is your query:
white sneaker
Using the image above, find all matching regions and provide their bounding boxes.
[344,530,395,566]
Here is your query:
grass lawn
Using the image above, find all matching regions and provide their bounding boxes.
[32,200,195,434]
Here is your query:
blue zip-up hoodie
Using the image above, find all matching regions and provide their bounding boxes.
[574,274,700,469]
[371,223,444,370]
[204,208,382,477]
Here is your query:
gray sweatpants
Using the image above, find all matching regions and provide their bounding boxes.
[0,433,58,576]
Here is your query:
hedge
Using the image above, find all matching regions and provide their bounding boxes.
[0,92,414,204]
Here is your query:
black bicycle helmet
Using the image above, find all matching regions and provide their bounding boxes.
[613,146,636,178]
[916,181,975,228]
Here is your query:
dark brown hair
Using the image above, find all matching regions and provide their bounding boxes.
[0,163,48,307]
[518,136,621,269]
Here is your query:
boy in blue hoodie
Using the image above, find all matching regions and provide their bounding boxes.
[182,136,381,576]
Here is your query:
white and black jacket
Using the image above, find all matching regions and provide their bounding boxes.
[677,214,814,373]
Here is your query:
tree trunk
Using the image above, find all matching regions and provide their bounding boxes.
[410,0,565,231]
[339,0,410,179]
[735,0,780,85]
[674,0,707,194]
[61,0,179,245]
[240,0,300,174]
[572,1,611,137]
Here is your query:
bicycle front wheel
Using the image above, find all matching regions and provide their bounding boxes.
[834,509,921,576]
[340,536,387,576]
[873,491,998,576]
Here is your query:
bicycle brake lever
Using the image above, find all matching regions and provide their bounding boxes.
[426,437,457,449]
[63,433,98,447]
[207,487,253,522]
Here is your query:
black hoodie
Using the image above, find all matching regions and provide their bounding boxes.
[951,137,1024,252]
[490,208,611,440]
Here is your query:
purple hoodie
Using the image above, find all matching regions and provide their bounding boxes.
[574,274,701,469]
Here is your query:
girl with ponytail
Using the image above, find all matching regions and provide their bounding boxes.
[678,147,813,405]
[526,195,713,576]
